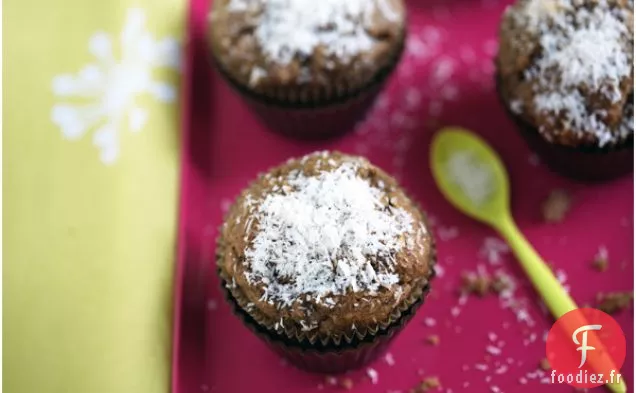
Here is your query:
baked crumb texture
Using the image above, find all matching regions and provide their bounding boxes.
[541,189,572,223]
[497,0,634,147]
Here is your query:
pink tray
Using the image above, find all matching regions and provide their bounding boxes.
[172,1,635,392]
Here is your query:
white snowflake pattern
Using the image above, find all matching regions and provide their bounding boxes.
[51,8,180,164]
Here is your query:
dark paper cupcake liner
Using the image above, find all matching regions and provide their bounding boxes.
[495,76,634,182]
[209,34,406,140]
[216,233,436,374]
[219,274,431,373]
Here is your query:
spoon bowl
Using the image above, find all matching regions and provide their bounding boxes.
[430,127,510,226]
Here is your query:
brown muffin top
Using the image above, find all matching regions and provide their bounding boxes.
[217,151,433,339]
[208,0,406,96]
[497,0,634,147]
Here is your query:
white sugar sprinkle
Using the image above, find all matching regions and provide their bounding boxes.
[445,150,495,206]
[366,368,379,384]
[424,317,437,327]
[245,162,416,307]
[384,352,396,366]
[432,57,456,85]
[434,264,445,278]
[479,237,510,265]
[555,269,567,284]
[486,345,502,356]
[475,363,489,371]
[495,365,508,375]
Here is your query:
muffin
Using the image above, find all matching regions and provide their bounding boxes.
[496,0,634,181]
[216,152,435,373]
[207,0,407,139]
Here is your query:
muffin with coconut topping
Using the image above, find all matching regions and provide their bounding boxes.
[207,0,407,139]
[496,0,633,181]
[216,151,434,372]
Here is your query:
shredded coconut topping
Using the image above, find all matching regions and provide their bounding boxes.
[228,0,397,65]
[244,162,415,307]
[507,0,633,146]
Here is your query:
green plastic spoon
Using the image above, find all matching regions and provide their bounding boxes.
[430,127,627,393]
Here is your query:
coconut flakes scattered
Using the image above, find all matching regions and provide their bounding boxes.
[555,269,568,285]
[245,162,417,307]
[434,264,445,278]
[366,368,379,384]
[479,237,510,265]
[486,345,502,356]
[424,317,437,327]
[494,365,508,375]
[475,363,489,371]
[445,150,495,206]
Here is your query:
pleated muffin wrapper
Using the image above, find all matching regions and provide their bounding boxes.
[216,240,436,374]
[208,32,406,140]
[495,76,634,182]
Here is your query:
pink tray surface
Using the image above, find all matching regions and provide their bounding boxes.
[172,0,635,392]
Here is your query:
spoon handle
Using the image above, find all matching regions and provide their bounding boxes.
[498,217,576,317]
[498,217,627,393]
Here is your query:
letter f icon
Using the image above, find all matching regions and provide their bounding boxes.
[573,324,602,368]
